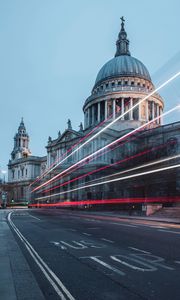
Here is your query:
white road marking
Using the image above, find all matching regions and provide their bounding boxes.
[129,247,150,254]
[158,229,180,235]
[131,254,174,271]
[111,222,137,228]
[60,241,87,249]
[110,255,157,272]
[175,261,180,264]
[82,232,91,236]
[51,241,60,246]
[88,256,125,276]
[8,212,76,300]
[101,238,114,243]
[28,214,41,221]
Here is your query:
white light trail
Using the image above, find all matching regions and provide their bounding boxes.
[77,154,180,186]
[42,71,180,177]
[32,104,180,192]
[35,163,180,200]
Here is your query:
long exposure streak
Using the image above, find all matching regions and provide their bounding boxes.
[32,105,180,192]
[38,71,180,177]
[77,154,180,187]
[30,114,113,186]
[35,163,180,200]
[30,196,180,208]
[39,144,179,195]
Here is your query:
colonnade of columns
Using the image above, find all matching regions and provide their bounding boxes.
[85,98,163,128]
[147,101,163,124]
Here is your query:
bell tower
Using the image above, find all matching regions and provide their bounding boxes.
[11,118,31,160]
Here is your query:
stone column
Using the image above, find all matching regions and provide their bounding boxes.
[87,108,90,127]
[105,100,107,120]
[113,99,116,119]
[121,98,124,120]
[160,106,163,125]
[84,111,86,129]
[98,102,100,122]
[146,100,149,122]
[152,101,155,120]
[156,104,159,124]
[138,99,141,120]
[130,98,133,120]
[92,105,95,125]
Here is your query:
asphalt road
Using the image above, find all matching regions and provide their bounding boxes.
[8,208,180,300]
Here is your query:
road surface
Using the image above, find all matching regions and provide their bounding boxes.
[8,208,180,300]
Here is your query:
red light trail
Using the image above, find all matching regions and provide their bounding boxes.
[30,113,113,187]
[31,105,180,193]
[29,196,180,208]
[37,141,175,195]
[32,71,180,182]
[35,162,180,201]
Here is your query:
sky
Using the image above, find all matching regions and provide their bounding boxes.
[0,0,180,175]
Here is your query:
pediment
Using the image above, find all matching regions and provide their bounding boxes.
[57,130,82,144]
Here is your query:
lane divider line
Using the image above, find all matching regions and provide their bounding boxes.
[82,233,91,236]
[28,214,41,221]
[101,238,114,243]
[8,212,75,300]
[128,247,150,254]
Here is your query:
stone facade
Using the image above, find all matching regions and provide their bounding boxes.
[8,119,46,203]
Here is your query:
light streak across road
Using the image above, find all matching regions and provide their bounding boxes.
[32,104,180,193]
[30,196,180,208]
[37,71,180,177]
[35,163,180,200]
[37,143,178,195]
[30,114,113,187]
[78,154,180,186]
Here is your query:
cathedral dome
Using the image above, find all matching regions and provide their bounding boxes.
[94,55,151,87]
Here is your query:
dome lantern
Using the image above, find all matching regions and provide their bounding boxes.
[115,16,130,57]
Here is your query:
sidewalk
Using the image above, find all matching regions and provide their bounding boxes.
[0,209,45,300]
[82,210,180,224]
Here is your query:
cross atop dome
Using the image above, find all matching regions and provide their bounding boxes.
[120,16,125,26]
[115,16,131,57]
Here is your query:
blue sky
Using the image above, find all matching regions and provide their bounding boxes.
[0,0,180,174]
